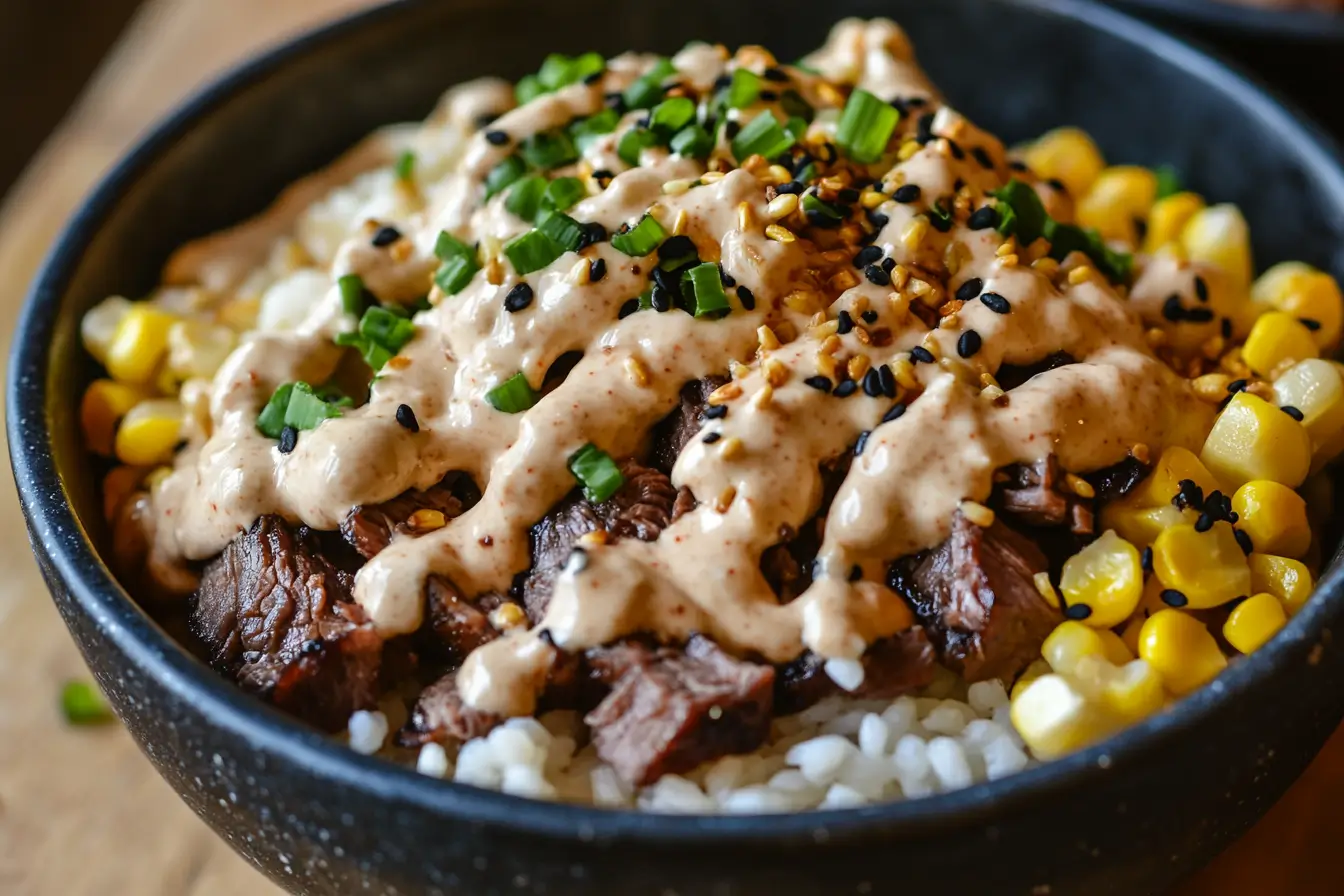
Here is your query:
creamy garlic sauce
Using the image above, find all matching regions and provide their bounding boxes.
[146,19,1215,718]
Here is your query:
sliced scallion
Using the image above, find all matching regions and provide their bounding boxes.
[802,193,844,222]
[650,97,696,138]
[505,176,548,221]
[670,124,713,159]
[541,177,586,215]
[485,372,539,413]
[611,214,667,256]
[780,89,814,122]
[990,179,1048,244]
[485,155,528,198]
[537,211,586,253]
[284,381,346,430]
[623,58,676,110]
[394,150,416,182]
[836,88,900,165]
[520,130,579,171]
[358,307,417,356]
[568,443,625,502]
[727,68,761,109]
[338,274,369,315]
[433,231,481,295]
[257,383,296,439]
[730,112,794,163]
[1155,165,1183,200]
[569,108,620,151]
[60,681,114,726]
[504,229,565,275]
[684,262,731,318]
[617,127,659,166]
[515,74,545,105]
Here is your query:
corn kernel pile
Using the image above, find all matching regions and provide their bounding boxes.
[1011,127,1342,759]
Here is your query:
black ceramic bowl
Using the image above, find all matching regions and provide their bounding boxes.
[11,1,1344,893]
[1111,0,1344,40]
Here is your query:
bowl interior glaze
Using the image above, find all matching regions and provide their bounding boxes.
[11,1,1344,894]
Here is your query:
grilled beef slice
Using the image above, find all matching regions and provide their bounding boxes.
[398,672,505,747]
[421,574,519,668]
[996,455,1094,536]
[584,635,775,786]
[650,376,730,473]
[892,511,1059,683]
[340,474,470,559]
[190,515,382,730]
[522,460,678,621]
[775,627,938,715]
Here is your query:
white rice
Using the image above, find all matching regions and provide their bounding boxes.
[411,671,1033,812]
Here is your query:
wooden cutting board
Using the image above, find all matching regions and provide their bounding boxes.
[0,1,1339,892]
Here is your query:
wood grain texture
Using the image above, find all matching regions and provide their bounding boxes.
[0,1,1339,893]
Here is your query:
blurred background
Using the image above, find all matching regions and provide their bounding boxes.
[1,0,1343,893]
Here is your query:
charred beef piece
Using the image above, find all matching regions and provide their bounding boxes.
[422,575,518,668]
[651,376,730,473]
[759,454,854,602]
[190,515,382,730]
[1085,455,1152,502]
[671,486,698,522]
[398,673,504,747]
[996,455,1094,535]
[522,460,678,622]
[995,351,1076,391]
[584,635,775,786]
[340,474,470,559]
[892,512,1059,683]
[775,627,938,715]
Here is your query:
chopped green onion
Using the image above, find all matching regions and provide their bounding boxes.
[535,51,605,92]
[338,274,369,315]
[617,127,659,166]
[394,150,416,181]
[256,383,295,439]
[990,179,1048,244]
[504,229,566,274]
[520,130,579,171]
[650,97,696,138]
[359,307,417,355]
[623,58,676,109]
[285,381,345,430]
[611,214,667,256]
[336,331,391,370]
[1043,221,1134,285]
[485,155,528,198]
[60,681,114,726]
[836,88,900,165]
[727,69,761,109]
[568,443,626,502]
[541,177,586,214]
[515,74,546,105]
[785,116,808,141]
[569,108,620,151]
[731,112,794,163]
[537,211,586,252]
[683,263,731,318]
[802,193,844,222]
[433,231,481,295]
[780,89,815,122]
[485,372,539,413]
[505,176,548,221]
[1155,165,1183,200]
[794,162,818,184]
[670,124,713,159]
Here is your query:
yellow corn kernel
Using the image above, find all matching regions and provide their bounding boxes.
[1131,446,1222,509]
[1248,552,1314,616]
[1042,620,1123,675]
[1099,501,1190,549]
[1059,530,1144,628]
[1151,521,1252,609]
[1022,127,1105,198]
[80,379,148,456]
[1100,659,1167,722]
[113,399,184,466]
[1251,261,1343,350]
[1272,359,1344,471]
[1076,166,1158,245]
[1240,312,1318,378]
[1231,480,1309,558]
[102,465,146,522]
[104,305,176,386]
[80,296,132,366]
[1143,192,1205,254]
[1223,592,1287,655]
[1200,392,1311,489]
[1181,204,1253,292]
[1138,610,1228,695]
[1010,673,1116,760]
[1011,658,1052,701]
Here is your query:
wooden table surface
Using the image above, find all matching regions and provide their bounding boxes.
[1,1,1342,893]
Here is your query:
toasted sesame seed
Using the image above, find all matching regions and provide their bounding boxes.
[1065,473,1095,499]
[767,193,799,220]
[395,404,420,432]
[959,500,995,528]
[624,356,651,387]
[766,224,796,243]
[1033,572,1060,608]
[715,485,737,513]
[663,178,696,196]
[738,201,754,231]
[764,358,789,387]
[504,282,534,313]
[708,382,743,405]
[900,218,929,251]
[718,437,745,460]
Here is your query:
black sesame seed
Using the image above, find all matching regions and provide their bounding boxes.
[718,264,736,287]
[1064,603,1093,620]
[658,235,696,262]
[878,364,896,398]
[589,258,608,283]
[777,181,805,195]
[651,285,672,312]
[583,70,604,85]
[1227,379,1247,394]
[1140,546,1153,573]
[1160,589,1189,608]
[538,627,557,646]
[504,282,535,312]
[1173,478,1205,511]
[910,346,935,364]
[395,404,420,432]
[1301,317,1322,331]
[837,310,855,335]
[759,89,779,102]
[371,225,402,247]
[1194,276,1209,303]
[849,564,863,582]
[1282,405,1305,421]
[893,184,922,204]
[485,129,510,146]
[1185,307,1214,323]
[816,142,838,164]
[862,368,883,397]
[980,292,1011,314]
[915,112,936,145]
[763,66,790,82]
[854,431,872,456]
[705,404,728,419]
[702,431,722,444]
[881,257,896,273]
[861,310,879,325]
[838,188,861,204]
[967,206,999,230]
[579,222,608,247]
[882,402,908,423]
[278,425,298,454]
[1194,512,1213,533]
[955,278,984,303]
[1162,294,1185,322]
[1221,317,1233,339]
[591,169,615,187]
[972,146,995,170]
[604,92,627,112]
[957,330,982,358]
[834,379,859,398]
[618,298,640,319]
[945,139,965,160]
[651,266,679,295]
[713,73,733,90]
[1234,527,1254,555]
[1009,160,1029,172]
[853,245,884,269]
[866,211,890,230]
[804,375,833,393]
[865,264,891,287]
[724,121,741,140]
[1046,177,1067,192]
[736,285,756,311]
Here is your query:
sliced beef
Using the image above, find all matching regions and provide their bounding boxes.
[522,460,678,622]
[758,454,853,602]
[891,511,1059,683]
[671,486,698,522]
[422,575,515,668]
[651,376,729,473]
[584,635,775,786]
[1085,455,1152,503]
[340,474,470,559]
[190,514,382,730]
[995,350,1076,391]
[398,673,504,747]
[775,627,938,715]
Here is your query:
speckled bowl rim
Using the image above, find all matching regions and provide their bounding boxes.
[1112,0,1344,41]
[10,0,1344,847]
